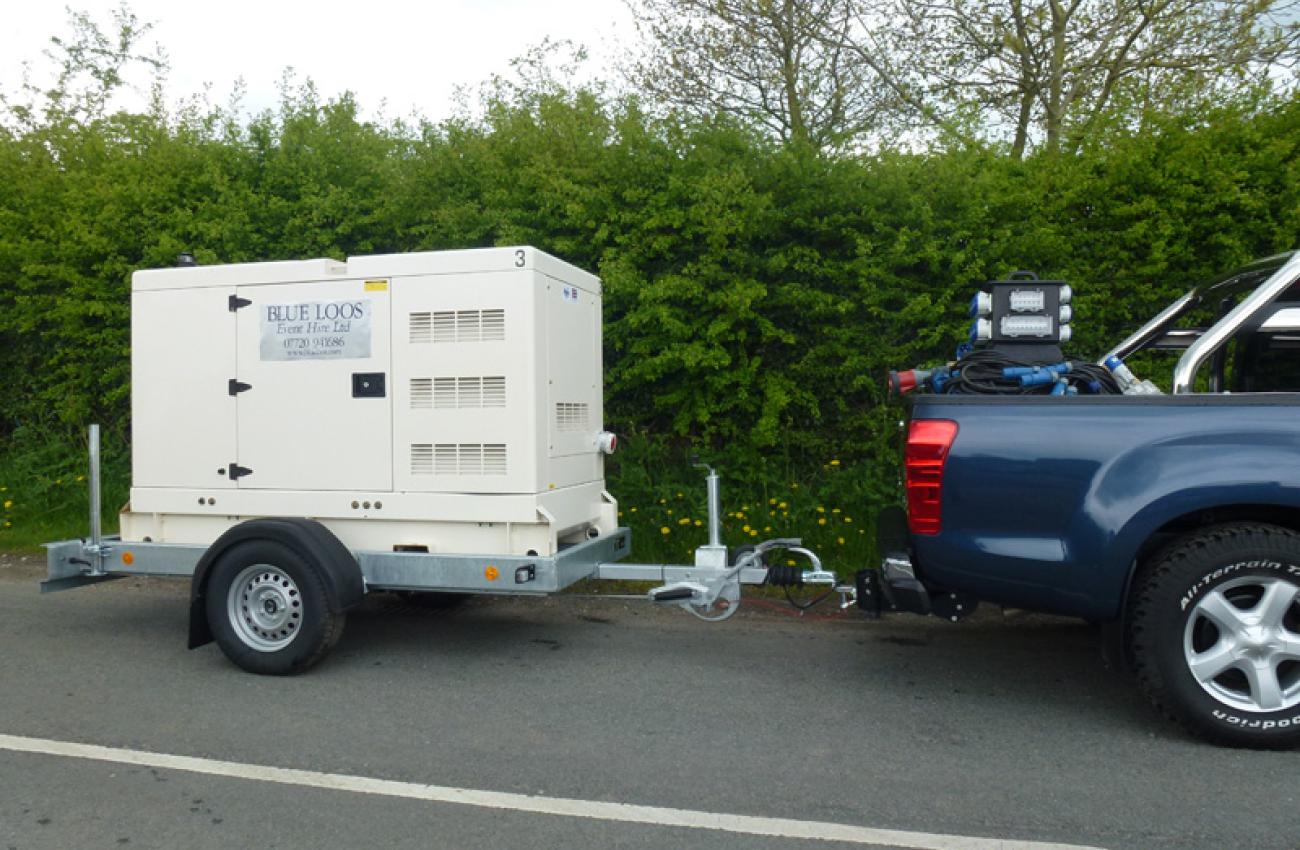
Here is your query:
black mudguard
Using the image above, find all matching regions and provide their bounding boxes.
[187,518,365,649]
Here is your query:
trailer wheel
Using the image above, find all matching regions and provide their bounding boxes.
[204,539,345,675]
[1129,523,1300,748]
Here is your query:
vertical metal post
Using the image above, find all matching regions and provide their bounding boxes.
[87,424,104,574]
[706,469,722,548]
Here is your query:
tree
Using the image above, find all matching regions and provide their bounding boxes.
[843,0,1300,156]
[624,0,884,149]
[1,2,166,130]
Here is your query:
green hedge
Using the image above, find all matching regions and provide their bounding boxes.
[1,85,1297,560]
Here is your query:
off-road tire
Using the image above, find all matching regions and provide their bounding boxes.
[1128,522,1300,748]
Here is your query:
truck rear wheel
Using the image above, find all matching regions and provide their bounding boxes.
[205,539,346,675]
[1129,523,1300,748]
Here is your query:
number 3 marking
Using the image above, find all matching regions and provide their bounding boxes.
[515,249,526,267]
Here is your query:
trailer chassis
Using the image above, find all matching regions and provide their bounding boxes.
[45,427,856,670]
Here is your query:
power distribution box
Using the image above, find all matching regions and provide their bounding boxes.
[123,247,617,555]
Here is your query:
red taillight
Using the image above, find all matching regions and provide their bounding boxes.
[905,419,958,535]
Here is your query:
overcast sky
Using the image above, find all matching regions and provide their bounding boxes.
[1,0,637,121]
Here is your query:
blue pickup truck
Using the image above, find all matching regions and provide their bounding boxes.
[874,251,1300,748]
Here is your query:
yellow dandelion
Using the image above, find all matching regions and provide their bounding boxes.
[778,501,787,509]
[55,479,62,485]
[816,506,825,514]
[844,517,852,524]
[2,500,11,510]
[763,526,771,532]
[786,559,796,566]
[830,459,841,466]
[2,521,9,528]
[818,518,827,526]
[790,483,799,490]
[693,519,702,527]
[832,508,841,514]
[659,498,666,504]
[742,524,751,533]
[666,509,673,516]
[837,537,845,545]
[676,492,683,498]
[76,475,85,482]
[678,517,690,526]
[859,529,866,535]
[748,529,758,537]
[630,507,638,513]
[660,526,671,535]
[618,511,624,517]
[768,498,777,505]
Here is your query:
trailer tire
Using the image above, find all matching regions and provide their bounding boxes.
[205,539,346,675]
[1128,522,1300,749]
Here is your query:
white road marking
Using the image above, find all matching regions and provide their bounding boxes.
[0,733,1103,850]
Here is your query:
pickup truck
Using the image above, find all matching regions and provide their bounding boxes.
[874,251,1300,748]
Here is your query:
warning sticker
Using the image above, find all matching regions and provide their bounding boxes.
[260,299,372,361]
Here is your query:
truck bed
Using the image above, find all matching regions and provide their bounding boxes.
[907,393,1300,619]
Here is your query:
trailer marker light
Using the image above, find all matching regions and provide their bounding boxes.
[485,566,500,581]
[121,552,135,566]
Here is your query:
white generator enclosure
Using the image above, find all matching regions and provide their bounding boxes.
[124,247,617,556]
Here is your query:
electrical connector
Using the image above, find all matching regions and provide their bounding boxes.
[888,369,930,396]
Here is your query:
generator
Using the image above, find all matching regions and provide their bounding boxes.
[45,247,844,675]
[124,246,617,556]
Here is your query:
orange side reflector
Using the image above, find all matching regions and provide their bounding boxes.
[484,565,499,581]
[121,552,135,566]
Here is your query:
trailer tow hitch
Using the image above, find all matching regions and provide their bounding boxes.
[634,465,855,621]
[648,538,852,621]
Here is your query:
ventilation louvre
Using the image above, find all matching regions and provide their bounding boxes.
[409,312,433,344]
[483,444,507,474]
[410,309,506,344]
[412,376,507,410]
[433,377,456,409]
[457,376,482,409]
[481,376,506,407]
[556,402,589,432]
[410,378,433,409]
[410,444,434,475]
[481,309,505,341]
[434,443,457,475]
[411,443,507,476]
[433,311,457,343]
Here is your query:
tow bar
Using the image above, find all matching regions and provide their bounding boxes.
[600,463,858,620]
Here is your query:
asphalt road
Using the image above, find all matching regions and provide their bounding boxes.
[0,553,1295,850]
